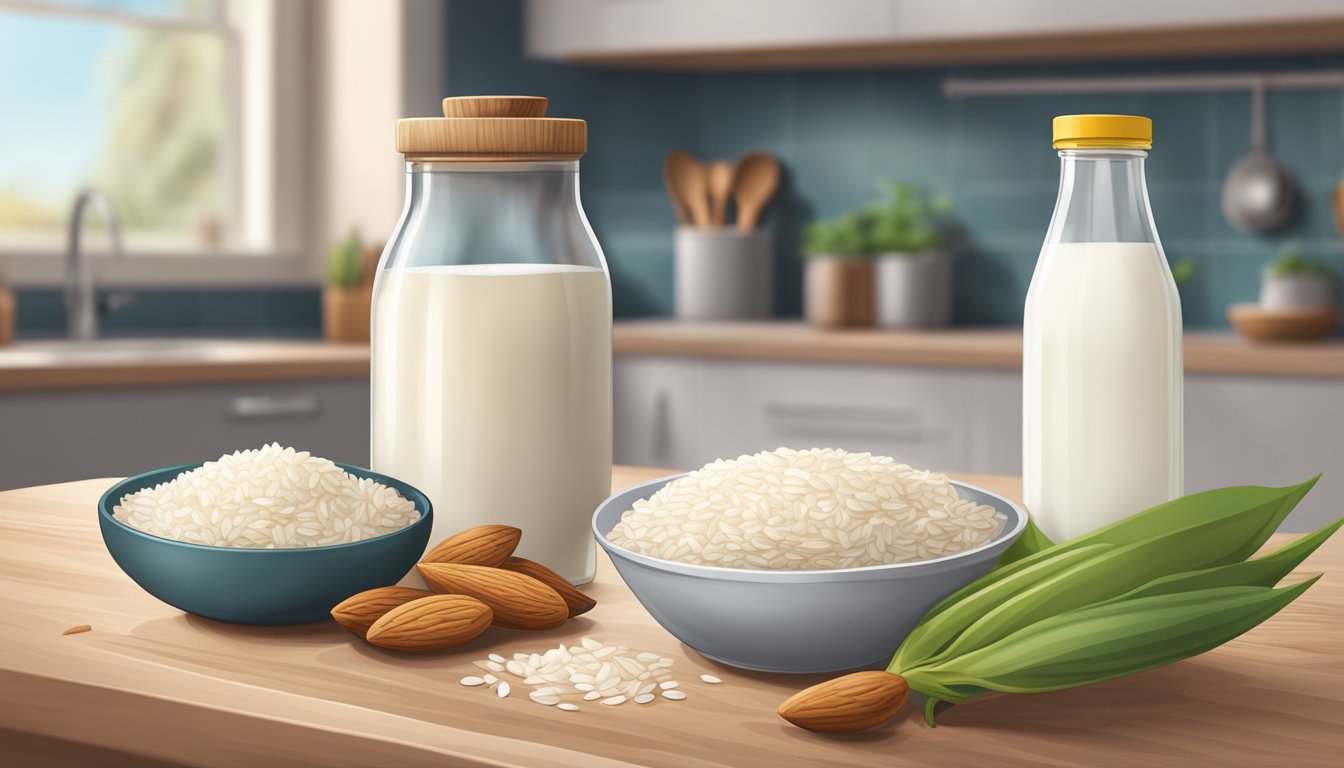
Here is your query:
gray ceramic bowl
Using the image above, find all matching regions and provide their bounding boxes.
[594,473,1025,673]
[99,462,432,626]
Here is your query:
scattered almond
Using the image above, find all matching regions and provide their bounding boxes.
[365,595,493,651]
[421,525,521,567]
[500,556,597,617]
[62,625,91,636]
[331,586,434,637]
[417,562,568,630]
[777,671,909,733]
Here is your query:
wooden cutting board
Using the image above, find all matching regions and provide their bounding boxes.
[0,468,1340,767]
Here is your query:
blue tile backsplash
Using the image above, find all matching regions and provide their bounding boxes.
[12,2,1342,337]
[446,1,1344,327]
[13,288,322,339]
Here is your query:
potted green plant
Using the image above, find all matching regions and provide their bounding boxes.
[868,182,954,328]
[324,231,374,343]
[1260,244,1338,310]
[802,212,874,328]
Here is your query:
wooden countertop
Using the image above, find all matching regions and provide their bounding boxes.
[613,321,1344,378]
[1,467,1339,767]
[0,339,369,392]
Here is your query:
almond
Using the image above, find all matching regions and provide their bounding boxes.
[331,586,434,637]
[365,595,493,651]
[777,671,909,733]
[421,525,522,567]
[417,563,568,630]
[500,556,597,617]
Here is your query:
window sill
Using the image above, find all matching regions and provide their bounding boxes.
[0,251,323,288]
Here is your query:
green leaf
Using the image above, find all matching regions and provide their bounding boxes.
[891,544,1112,670]
[922,494,1329,665]
[892,477,1317,670]
[1110,517,1343,602]
[996,516,1054,567]
[904,578,1319,707]
[1268,243,1335,277]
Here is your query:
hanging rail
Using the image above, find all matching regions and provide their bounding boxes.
[943,70,1344,98]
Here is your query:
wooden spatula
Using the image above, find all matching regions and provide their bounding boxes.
[708,160,737,227]
[733,152,781,231]
[664,150,711,227]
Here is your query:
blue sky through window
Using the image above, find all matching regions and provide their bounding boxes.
[0,14,114,210]
[0,1,226,236]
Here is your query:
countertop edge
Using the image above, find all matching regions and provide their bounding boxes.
[612,322,1344,378]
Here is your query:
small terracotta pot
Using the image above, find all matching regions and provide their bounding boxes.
[0,286,14,347]
[323,285,371,343]
[805,257,874,328]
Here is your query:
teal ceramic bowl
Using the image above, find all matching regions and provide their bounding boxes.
[98,462,433,626]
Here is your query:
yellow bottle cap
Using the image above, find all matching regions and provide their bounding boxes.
[1052,114,1152,150]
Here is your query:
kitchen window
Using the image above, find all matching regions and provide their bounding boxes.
[0,0,311,285]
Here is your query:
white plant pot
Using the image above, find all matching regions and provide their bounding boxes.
[675,227,774,320]
[1260,271,1338,310]
[875,250,952,328]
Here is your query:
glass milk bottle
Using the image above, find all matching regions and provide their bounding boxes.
[1023,115,1183,543]
[373,96,612,584]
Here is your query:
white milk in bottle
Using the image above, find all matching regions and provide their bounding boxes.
[1024,116,1183,542]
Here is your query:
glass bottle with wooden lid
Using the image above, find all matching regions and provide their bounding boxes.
[373,96,611,584]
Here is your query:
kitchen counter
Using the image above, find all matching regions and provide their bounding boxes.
[1,468,1340,767]
[613,321,1344,377]
[0,339,369,392]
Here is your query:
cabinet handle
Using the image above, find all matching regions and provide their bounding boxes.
[765,402,927,442]
[227,394,321,420]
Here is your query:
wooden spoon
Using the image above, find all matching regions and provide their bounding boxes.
[708,160,737,227]
[664,150,711,227]
[733,151,781,231]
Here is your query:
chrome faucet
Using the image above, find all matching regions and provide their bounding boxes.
[66,188,132,340]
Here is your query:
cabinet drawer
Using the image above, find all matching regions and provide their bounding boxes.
[614,356,707,469]
[0,379,370,490]
[699,360,970,471]
[1185,374,1343,532]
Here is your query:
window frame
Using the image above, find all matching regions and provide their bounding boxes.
[0,0,317,287]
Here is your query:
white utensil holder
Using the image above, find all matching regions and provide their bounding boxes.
[674,227,774,320]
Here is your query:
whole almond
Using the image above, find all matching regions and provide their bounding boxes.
[365,595,493,651]
[417,563,568,630]
[500,556,597,618]
[331,586,434,637]
[421,525,521,567]
[777,671,909,733]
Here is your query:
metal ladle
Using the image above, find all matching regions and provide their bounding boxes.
[1221,79,1296,233]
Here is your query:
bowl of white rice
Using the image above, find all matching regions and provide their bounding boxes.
[593,448,1026,673]
[98,444,432,625]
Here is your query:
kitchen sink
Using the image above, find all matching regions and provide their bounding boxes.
[0,339,273,366]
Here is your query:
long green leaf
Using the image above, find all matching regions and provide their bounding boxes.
[893,478,1317,668]
[891,544,1112,670]
[921,504,1331,664]
[995,516,1054,568]
[1111,517,1342,603]
[904,578,1319,709]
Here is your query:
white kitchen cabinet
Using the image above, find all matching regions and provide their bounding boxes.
[613,356,709,469]
[614,355,1018,475]
[0,379,369,490]
[525,0,1344,67]
[615,356,1342,532]
[1185,374,1343,532]
[698,360,973,471]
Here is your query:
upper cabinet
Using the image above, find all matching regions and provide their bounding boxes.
[524,0,1344,69]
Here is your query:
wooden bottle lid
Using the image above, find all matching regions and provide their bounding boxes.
[396,95,586,161]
